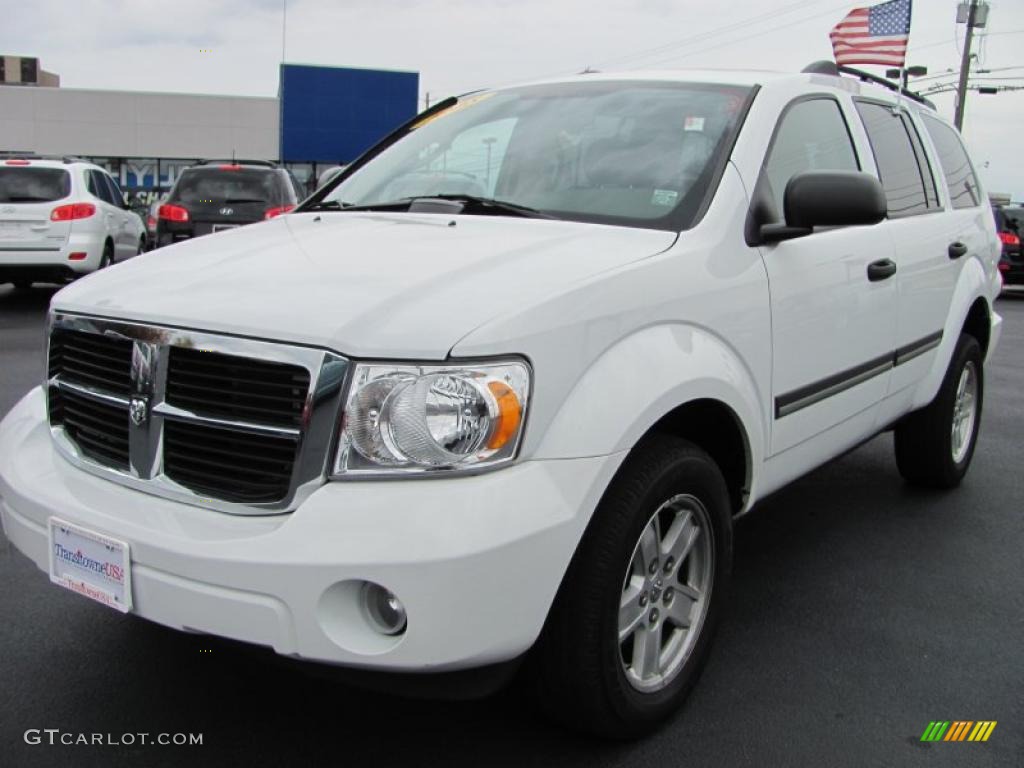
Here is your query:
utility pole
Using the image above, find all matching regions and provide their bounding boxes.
[954,0,980,131]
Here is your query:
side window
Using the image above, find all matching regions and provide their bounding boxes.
[103,174,125,208]
[86,170,104,200]
[764,98,859,217]
[855,101,938,218]
[921,116,982,210]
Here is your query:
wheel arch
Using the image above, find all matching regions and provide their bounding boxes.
[911,258,994,410]
[961,296,991,356]
[533,323,765,516]
[645,398,751,515]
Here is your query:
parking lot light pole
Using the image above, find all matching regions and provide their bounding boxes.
[886,65,928,90]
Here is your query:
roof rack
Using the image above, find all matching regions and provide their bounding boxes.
[801,60,936,110]
[0,152,89,164]
[193,159,279,168]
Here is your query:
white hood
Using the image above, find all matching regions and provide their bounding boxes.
[52,212,675,358]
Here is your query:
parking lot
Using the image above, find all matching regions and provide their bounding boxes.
[1,284,1021,767]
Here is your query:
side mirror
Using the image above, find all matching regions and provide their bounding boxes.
[760,170,887,244]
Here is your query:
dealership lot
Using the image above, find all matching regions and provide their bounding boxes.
[1,284,1021,766]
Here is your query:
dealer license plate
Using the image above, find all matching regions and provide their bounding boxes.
[48,518,132,613]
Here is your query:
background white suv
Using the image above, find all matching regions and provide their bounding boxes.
[0,156,145,289]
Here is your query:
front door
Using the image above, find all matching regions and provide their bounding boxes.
[753,96,898,456]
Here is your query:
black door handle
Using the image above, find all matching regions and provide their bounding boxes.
[867,258,897,281]
[948,241,968,259]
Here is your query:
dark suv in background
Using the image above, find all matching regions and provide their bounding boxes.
[993,205,1023,286]
[155,160,303,248]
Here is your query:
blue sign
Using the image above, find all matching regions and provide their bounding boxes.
[280,64,419,163]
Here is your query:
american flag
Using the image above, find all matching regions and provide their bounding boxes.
[830,0,912,67]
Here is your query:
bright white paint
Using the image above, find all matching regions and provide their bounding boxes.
[0,69,1002,670]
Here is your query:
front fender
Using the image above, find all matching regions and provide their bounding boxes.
[532,323,766,506]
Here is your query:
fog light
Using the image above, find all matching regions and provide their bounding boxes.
[361,582,407,636]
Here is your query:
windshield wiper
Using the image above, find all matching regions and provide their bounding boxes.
[419,194,554,219]
[302,199,410,213]
[302,195,554,219]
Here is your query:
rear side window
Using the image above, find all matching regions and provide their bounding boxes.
[103,174,125,207]
[0,167,70,203]
[87,170,116,205]
[764,98,859,217]
[922,116,982,210]
[855,101,940,218]
[173,169,280,205]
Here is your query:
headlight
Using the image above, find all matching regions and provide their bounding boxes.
[333,360,530,476]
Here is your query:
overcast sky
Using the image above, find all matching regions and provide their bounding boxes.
[5,0,1023,196]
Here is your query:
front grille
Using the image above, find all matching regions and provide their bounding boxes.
[46,315,345,513]
[52,387,130,470]
[166,346,310,427]
[49,328,133,395]
[163,420,298,503]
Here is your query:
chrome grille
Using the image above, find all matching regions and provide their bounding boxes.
[49,328,133,395]
[51,387,131,470]
[163,420,298,503]
[165,346,310,427]
[46,313,348,515]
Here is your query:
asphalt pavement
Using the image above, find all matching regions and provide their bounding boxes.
[1,283,1021,767]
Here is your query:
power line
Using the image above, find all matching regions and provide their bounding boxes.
[592,0,849,70]
[637,4,856,68]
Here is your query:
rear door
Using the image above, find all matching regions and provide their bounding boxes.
[101,172,134,258]
[754,96,898,456]
[0,164,73,254]
[853,101,956,396]
[86,170,121,255]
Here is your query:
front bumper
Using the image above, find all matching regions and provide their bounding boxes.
[0,387,622,672]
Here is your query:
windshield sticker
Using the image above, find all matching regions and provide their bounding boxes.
[651,189,679,207]
[684,116,706,132]
[411,92,497,130]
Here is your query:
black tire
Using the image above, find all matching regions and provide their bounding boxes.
[894,333,984,488]
[530,434,732,738]
[137,236,146,255]
[99,241,114,269]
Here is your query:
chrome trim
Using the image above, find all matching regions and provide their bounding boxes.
[46,312,349,515]
[48,377,130,408]
[152,402,302,439]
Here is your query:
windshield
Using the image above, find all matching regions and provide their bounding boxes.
[314,81,752,230]
[173,169,282,205]
[0,167,71,203]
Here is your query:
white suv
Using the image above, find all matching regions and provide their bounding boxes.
[0,156,146,288]
[0,64,1002,737]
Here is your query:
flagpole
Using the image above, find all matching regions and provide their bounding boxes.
[895,65,905,114]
